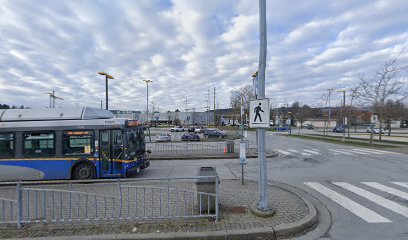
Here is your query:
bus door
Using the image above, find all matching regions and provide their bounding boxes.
[99,130,123,176]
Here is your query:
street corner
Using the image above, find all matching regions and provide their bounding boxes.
[217,179,324,240]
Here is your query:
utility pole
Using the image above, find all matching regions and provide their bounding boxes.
[213,87,216,127]
[327,88,334,135]
[46,90,64,108]
[207,89,210,126]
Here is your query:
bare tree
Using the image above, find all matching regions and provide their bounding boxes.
[230,85,255,124]
[354,56,408,142]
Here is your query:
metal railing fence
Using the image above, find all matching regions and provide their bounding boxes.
[0,176,219,229]
[146,141,247,157]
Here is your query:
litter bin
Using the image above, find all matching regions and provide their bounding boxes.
[225,140,234,153]
[196,167,218,213]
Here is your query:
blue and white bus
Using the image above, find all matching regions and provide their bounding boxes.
[0,107,150,181]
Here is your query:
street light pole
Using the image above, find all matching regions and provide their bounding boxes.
[143,79,152,143]
[336,89,346,141]
[143,80,152,124]
[98,72,114,110]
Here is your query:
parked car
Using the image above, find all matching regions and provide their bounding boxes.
[333,124,348,133]
[203,128,227,138]
[366,128,384,134]
[274,126,290,131]
[194,127,205,133]
[187,127,196,132]
[181,133,200,141]
[305,124,314,130]
[155,133,171,142]
[170,126,185,132]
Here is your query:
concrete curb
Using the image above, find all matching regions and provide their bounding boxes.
[3,180,320,240]
[267,182,318,239]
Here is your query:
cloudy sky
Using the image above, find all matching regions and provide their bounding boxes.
[1,0,407,112]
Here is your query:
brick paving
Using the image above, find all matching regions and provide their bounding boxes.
[0,179,310,239]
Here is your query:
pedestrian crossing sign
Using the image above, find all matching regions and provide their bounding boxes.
[249,98,270,128]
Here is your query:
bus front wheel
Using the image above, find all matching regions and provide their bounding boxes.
[72,162,95,180]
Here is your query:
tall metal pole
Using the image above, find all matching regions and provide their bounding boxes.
[240,96,244,185]
[146,82,149,123]
[105,76,109,110]
[257,0,270,211]
[342,90,346,141]
[213,87,216,126]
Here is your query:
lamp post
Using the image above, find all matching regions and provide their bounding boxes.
[98,72,114,110]
[143,80,152,124]
[336,89,346,141]
[143,80,152,143]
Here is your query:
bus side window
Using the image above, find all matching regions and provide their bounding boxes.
[114,132,122,146]
[23,132,55,157]
[0,133,14,158]
[62,131,94,156]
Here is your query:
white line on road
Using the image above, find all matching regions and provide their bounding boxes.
[301,152,312,156]
[329,149,353,155]
[341,149,370,155]
[392,182,408,189]
[368,149,401,155]
[333,182,408,218]
[275,149,292,155]
[304,182,391,223]
[303,150,319,154]
[287,149,299,153]
[352,148,384,154]
[362,182,408,200]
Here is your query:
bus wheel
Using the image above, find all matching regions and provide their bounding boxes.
[72,162,95,180]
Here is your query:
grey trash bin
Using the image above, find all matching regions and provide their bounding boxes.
[225,140,234,153]
[196,167,218,213]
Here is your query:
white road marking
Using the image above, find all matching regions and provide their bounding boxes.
[329,149,353,155]
[275,149,292,155]
[304,182,391,223]
[304,150,319,154]
[352,148,384,154]
[341,149,370,155]
[362,182,408,200]
[368,149,401,155]
[301,152,312,156]
[333,182,408,218]
[287,149,299,153]
[392,182,408,189]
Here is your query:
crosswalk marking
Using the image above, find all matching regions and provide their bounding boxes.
[287,149,299,153]
[362,182,408,200]
[303,150,319,154]
[392,182,408,189]
[304,182,391,223]
[275,149,292,155]
[333,182,408,218]
[352,148,384,154]
[341,149,369,155]
[368,149,401,155]
[329,149,353,155]
[301,152,312,156]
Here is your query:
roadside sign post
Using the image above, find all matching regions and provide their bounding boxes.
[249,0,273,216]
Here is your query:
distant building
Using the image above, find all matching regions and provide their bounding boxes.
[110,110,141,120]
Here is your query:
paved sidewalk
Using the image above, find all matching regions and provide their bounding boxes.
[0,180,318,240]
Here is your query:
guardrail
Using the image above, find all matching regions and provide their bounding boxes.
[0,176,219,229]
[146,141,248,157]
[0,196,17,224]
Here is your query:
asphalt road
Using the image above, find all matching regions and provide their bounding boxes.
[140,131,408,240]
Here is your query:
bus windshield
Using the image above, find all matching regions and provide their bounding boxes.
[125,128,145,159]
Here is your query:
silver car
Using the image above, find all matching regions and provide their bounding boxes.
[155,133,171,142]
